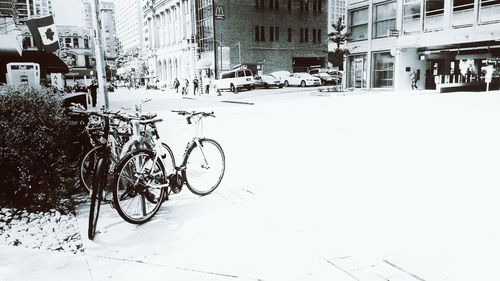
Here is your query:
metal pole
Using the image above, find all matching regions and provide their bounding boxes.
[211,0,217,78]
[219,32,222,72]
[238,41,241,65]
[90,0,109,109]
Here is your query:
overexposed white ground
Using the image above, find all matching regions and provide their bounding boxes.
[4,87,500,280]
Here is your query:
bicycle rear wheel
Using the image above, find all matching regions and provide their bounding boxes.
[183,138,225,196]
[88,157,105,240]
[112,150,166,224]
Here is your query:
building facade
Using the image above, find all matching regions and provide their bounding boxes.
[142,0,196,87]
[100,1,117,60]
[196,0,329,78]
[115,0,144,53]
[346,0,500,91]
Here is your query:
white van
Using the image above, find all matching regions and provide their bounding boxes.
[214,69,254,92]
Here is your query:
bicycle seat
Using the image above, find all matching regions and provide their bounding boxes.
[138,118,163,125]
[140,113,157,120]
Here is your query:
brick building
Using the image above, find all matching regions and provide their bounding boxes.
[196,0,329,78]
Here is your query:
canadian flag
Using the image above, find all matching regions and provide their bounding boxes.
[26,15,60,53]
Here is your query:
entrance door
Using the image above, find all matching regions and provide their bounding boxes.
[425,59,445,89]
[349,55,367,88]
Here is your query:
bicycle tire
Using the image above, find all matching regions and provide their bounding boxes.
[79,145,122,195]
[183,138,225,196]
[88,157,105,240]
[112,149,166,224]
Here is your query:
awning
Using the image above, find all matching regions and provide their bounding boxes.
[0,50,69,74]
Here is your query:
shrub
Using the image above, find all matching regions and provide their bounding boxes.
[0,85,77,208]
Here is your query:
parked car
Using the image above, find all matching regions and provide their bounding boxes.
[214,69,254,92]
[270,71,292,84]
[308,68,340,85]
[253,74,283,89]
[281,72,321,87]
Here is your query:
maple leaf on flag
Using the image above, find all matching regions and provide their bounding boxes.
[45,28,55,41]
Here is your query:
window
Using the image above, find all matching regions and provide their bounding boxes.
[22,36,31,49]
[312,29,316,42]
[245,70,252,76]
[237,70,245,77]
[288,28,292,42]
[255,26,260,41]
[349,8,368,41]
[65,38,72,47]
[270,0,279,8]
[317,28,321,43]
[270,26,279,41]
[313,0,322,12]
[288,0,291,10]
[300,28,304,42]
[255,0,264,8]
[372,52,394,88]
[84,38,89,49]
[373,1,396,38]
[304,28,309,42]
[73,37,79,48]
[479,0,500,24]
[261,26,265,41]
[403,0,422,34]
[424,0,444,31]
[452,0,474,27]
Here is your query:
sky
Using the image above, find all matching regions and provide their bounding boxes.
[52,0,85,27]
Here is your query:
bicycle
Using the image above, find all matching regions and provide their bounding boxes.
[111,110,225,224]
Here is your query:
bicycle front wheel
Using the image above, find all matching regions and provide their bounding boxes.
[80,145,122,196]
[112,150,166,224]
[183,138,225,196]
[88,157,105,240]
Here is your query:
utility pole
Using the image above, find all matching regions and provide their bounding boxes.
[219,31,222,73]
[238,41,241,65]
[90,0,109,109]
[211,0,217,78]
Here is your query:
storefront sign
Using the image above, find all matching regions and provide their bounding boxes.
[51,73,64,90]
[388,29,399,37]
[215,6,225,20]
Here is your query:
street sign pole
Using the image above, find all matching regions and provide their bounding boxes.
[90,0,109,109]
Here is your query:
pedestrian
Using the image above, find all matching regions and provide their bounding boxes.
[205,76,211,95]
[174,78,180,93]
[193,77,199,95]
[88,80,98,108]
[410,71,418,90]
[183,79,189,95]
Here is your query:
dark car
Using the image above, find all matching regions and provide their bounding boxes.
[309,68,341,85]
[253,74,283,89]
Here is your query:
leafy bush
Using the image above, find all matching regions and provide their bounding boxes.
[0,85,77,208]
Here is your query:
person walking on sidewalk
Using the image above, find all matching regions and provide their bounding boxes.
[410,71,418,90]
[205,76,211,95]
[174,78,180,93]
[88,80,98,107]
[182,79,189,95]
[193,77,199,95]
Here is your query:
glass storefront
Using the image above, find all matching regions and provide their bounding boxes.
[348,54,367,88]
[372,52,394,88]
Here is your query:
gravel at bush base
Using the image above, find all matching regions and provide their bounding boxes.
[0,206,84,254]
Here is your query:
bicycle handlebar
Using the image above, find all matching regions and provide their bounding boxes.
[171,110,215,124]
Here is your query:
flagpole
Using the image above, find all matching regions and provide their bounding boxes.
[90,0,109,109]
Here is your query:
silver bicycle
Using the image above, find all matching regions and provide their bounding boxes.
[112,110,226,224]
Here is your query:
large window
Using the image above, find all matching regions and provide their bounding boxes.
[403,0,422,34]
[424,0,444,31]
[373,1,396,38]
[452,0,474,27]
[372,52,394,88]
[480,0,500,24]
[349,8,368,41]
